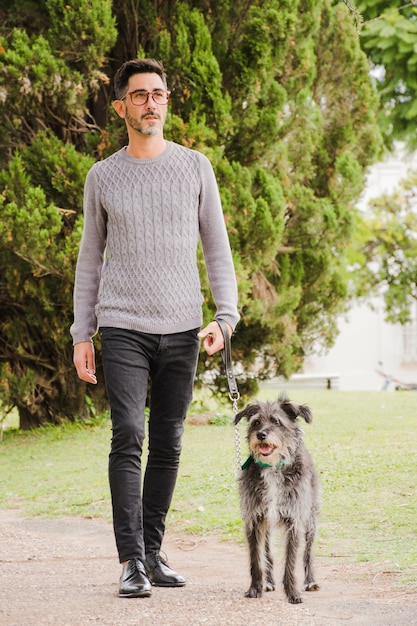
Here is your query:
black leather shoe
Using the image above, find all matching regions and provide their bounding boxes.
[144,551,186,587]
[119,558,152,598]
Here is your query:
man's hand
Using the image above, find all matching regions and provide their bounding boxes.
[198,321,232,356]
[73,341,97,384]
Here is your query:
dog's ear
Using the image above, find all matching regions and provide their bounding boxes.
[280,399,313,424]
[234,403,260,425]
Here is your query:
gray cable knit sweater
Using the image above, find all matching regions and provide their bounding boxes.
[70,142,239,344]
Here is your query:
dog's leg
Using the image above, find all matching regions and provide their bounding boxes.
[304,525,320,592]
[264,529,276,592]
[245,519,267,598]
[283,524,302,604]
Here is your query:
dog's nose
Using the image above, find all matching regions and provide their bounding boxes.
[256,431,267,441]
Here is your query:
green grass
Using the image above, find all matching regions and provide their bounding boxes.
[0,418,111,519]
[1,390,416,588]
[261,389,417,587]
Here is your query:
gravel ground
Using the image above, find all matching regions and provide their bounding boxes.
[1,509,416,626]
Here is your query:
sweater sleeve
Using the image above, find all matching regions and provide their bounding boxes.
[198,154,240,331]
[70,166,107,344]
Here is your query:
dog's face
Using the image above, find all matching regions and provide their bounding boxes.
[235,396,312,466]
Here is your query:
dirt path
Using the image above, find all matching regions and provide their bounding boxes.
[1,510,416,626]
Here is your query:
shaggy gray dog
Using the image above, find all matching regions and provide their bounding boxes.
[235,395,320,604]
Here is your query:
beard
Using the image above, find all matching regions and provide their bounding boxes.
[125,110,164,136]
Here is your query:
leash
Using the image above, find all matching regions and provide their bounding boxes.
[217,320,242,473]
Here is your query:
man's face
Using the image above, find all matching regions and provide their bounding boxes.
[117,72,168,136]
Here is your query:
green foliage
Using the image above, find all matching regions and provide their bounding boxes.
[0,0,382,426]
[0,132,98,427]
[349,169,417,324]
[358,1,417,148]
[162,0,381,387]
[0,1,116,427]
[46,0,117,74]
[0,0,117,158]
[0,28,85,153]
[345,2,417,325]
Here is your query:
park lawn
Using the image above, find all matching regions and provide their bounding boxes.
[1,389,416,587]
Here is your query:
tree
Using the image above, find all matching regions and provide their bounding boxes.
[0,0,381,428]
[0,0,117,427]
[357,1,417,149]
[348,167,417,325]
[343,2,417,322]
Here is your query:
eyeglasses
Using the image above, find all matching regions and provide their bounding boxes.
[120,89,171,106]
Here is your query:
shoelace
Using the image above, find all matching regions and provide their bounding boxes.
[151,550,169,566]
[134,557,147,573]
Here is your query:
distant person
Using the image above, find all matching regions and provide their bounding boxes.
[71,58,239,598]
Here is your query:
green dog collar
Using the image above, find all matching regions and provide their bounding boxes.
[241,455,286,470]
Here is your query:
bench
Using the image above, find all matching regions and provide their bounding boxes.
[262,373,340,391]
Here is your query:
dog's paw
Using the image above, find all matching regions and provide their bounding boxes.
[245,587,263,598]
[305,581,320,592]
[265,581,276,592]
[287,592,303,604]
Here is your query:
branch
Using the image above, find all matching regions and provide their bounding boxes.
[228,0,254,52]
[363,2,417,25]
[342,0,364,33]
[2,243,66,279]
[0,339,56,372]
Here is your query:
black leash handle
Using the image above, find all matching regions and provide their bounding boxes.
[217,319,240,401]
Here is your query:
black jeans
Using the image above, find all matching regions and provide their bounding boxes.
[100,327,200,563]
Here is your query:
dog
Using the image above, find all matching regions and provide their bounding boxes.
[234,394,320,604]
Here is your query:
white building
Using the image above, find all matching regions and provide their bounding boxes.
[300,146,417,391]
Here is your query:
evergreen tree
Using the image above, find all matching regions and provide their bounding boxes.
[0,0,117,427]
[0,0,381,427]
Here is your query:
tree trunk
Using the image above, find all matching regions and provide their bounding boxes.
[17,363,108,430]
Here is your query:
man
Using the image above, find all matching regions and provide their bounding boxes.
[70,59,239,598]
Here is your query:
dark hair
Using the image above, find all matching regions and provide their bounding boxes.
[114,59,168,99]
